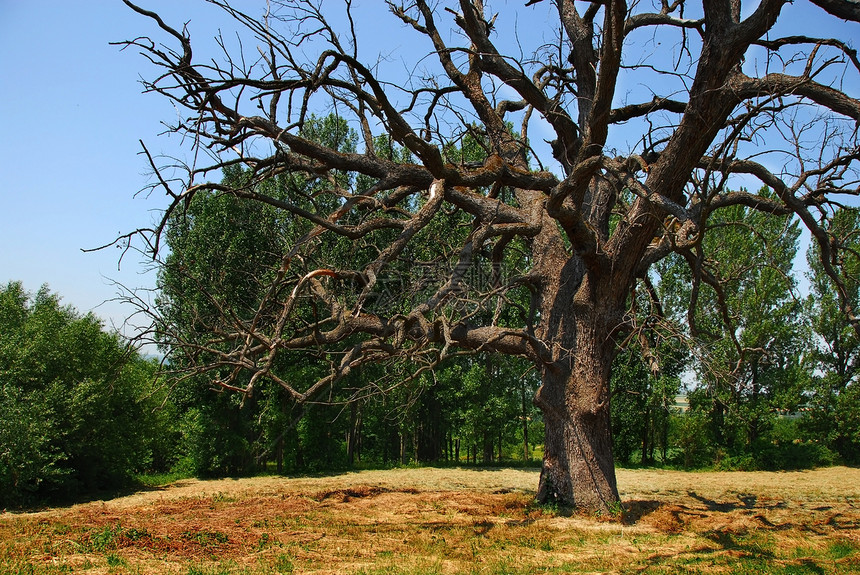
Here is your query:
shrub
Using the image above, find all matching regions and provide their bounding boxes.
[669,412,715,469]
[0,282,178,505]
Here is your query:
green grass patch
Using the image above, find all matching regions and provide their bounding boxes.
[827,539,858,560]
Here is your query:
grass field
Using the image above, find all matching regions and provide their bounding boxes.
[1,466,858,574]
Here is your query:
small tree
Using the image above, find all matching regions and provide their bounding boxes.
[804,209,860,463]
[120,0,860,512]
[611,344,684,466]
[660,196,807,464]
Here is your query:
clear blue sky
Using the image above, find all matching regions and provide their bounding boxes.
[0,1,245,334]
[0,1,853,338]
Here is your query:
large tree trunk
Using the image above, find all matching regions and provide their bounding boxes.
[534,330,620,513]
[531,250,624,514]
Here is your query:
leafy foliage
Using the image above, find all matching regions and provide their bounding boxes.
[0,282,174,507]
[802,209,860,463]
[611,345,684,466]
[650,194,823,469]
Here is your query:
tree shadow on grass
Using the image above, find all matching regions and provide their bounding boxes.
[2,481,176,515]
[621,499,662,523]
[636,541,829,575]
[687,490,787,512]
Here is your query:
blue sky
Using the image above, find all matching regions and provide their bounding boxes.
[0,1,855,339]
[0,1,427,337]
[0,1,244,334]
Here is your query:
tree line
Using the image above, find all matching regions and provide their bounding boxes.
[150,116,859,478]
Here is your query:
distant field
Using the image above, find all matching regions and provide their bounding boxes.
[1,466,858,574]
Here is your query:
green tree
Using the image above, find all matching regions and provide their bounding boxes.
[0,282,173,506]
[803,209,860,463]
[156,115,362,475]
[611,344,684,466]
[453,354,534,463]
[157,173,288,476]
[659,198,808,467]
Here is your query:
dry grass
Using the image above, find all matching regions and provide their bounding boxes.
[1,466,858,574]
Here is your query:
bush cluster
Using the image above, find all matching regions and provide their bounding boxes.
[0,282,175,507]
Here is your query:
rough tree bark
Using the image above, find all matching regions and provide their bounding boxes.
[117,0,860,513]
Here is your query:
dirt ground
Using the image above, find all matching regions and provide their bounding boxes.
[2,466,858,574]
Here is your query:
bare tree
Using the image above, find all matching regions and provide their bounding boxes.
[119,0,860,512]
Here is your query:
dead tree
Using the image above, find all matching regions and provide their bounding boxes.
[119,0,860,512]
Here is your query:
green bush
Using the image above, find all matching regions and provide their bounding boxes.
[0,282,178,506]
[669,412,715,469]
[713,450,757,471]
[0,384,68,506]
[802,380,860,465]
[754,418,837,470]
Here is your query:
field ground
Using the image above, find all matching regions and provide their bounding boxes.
[1,466,858,574]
